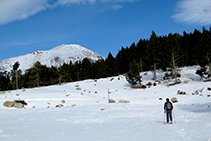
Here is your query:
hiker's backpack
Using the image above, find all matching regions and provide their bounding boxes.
[166,102,172,110]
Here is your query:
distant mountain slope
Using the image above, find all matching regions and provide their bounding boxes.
[0,44,103,74]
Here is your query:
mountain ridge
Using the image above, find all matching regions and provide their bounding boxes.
[0,44,103,74]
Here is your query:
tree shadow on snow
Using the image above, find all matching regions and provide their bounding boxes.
[178,103,211,113]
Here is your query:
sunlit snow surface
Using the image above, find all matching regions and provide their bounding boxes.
[0,66,211,141]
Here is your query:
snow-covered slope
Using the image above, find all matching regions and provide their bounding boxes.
[0,66,211,141]
[0,44,103,73]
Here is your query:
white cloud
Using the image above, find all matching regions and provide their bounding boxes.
[112,5,124,10]
[0,0,50,25]
[0,0,139,25]
[100,0,138,2]
[54,0,138,5]
[172,0,211,25]
[53,0,97,6]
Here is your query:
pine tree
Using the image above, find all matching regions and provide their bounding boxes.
[28,61,42,87]
[145,31,161,80]
[136,39,148,71]
[0,74,12,91]
[116,47,130,74]
[201,27,211,77]
[11,61,22,89]
[105,52,118,77]
[167,33,183,82]
[126,60,141,87]
[81,58,92,80]
[49,66,59,85]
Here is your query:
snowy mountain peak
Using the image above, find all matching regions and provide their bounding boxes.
[0,44,104,74]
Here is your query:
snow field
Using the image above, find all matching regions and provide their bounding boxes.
[0,66,211,141]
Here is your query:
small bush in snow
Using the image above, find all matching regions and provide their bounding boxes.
[141,85,147,89]
[196,67,209,79]
[192,88,204,95]
[110,78,114,81]
[163,73,171,80]
[76,88,81,90]
[163,72,181,80]
[159,98,163,100]
[207,87,211,91]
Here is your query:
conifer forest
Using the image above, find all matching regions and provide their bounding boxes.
[0,27,211,91]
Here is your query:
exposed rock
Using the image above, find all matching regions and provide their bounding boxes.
[61,100,66,104]
[108,99,115,103]
[55,104,64,108]
[171,97,178,103]
[3,100,27,108]
[119,100,130,103]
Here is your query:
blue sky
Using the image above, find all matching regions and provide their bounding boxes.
[0,0,211,61]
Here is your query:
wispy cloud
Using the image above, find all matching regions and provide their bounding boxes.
[0,0,139,25]
[54,0,139,6]
[172,0,211,25]
[53,0,97,6]
[112,5,124,10]
[0,0,50,25]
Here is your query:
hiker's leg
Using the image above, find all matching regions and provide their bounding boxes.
[166,112,169,123]
[169,111,172,122]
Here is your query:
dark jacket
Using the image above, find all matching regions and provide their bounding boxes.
[164,101,173,111]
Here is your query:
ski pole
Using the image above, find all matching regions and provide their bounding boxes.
[172,111,176,123]
[163,111,166,124]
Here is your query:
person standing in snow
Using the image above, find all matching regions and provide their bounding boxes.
[164,98,173,124]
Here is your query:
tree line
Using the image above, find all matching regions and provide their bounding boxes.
[0,26,210,90]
